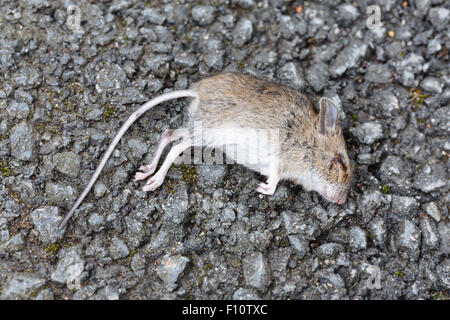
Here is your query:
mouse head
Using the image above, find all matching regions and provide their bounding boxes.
[311,97,352,204]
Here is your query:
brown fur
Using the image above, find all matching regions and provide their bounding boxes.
[189,73,352,202]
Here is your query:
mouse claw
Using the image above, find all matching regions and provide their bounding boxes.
[141,164,157,174]
[256,182,276,195]
[139,164,155,173]
[142,174,164,192]
[134,171,149,181]
[135,164,157,181]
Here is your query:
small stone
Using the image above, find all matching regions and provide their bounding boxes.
[242,252,270,290]
[427,38,441,54]
[192,6,215,26]
[437,221,450,255]
[220,207,236,222]
[422,202,441,222]
[232,0,255,9]
[306,62,329,92]
[125,216,145,248]
[95,285,120,300]
[10,122,34,161]
[127,138,148,159]
[30,206,64,244]
[420,217,439,249]
[371,89,399,115]
[278,62,304,89]
[0,233,24,253]
[0,229,9,242]
[428,7,449,31]
[8,100,30,119]
[268,247,292,278]
[281,210,320,240]
[88,213,105,231]
[288,235,309,258]
[315,243,344,259]
[397,220,421,256]
[0,273,46,299]
[174,52,197,68]
[203,52,224,70]
[51,246,85,288]
[12,65,41,88]
[368,216,387,247]
[350,122,383,144]
[14,89,34,105]
[142,8,166,25]
[365,63,392,84]
[157,254,189,291]
[53,152,81,178]
[233,288,260,300]
[35,288,54,300]
[349,226,367,251]
[437,259,450,289]
[85,108,103,121]
[391,196,419,215]
[330,40,367,77]
[161,183,189,224]
[232,18,253,48]
[337,4,360,23]
[95,64,128,94]
[279,15,296,39]
[109,237,130,260]
[414,0,431,13]
[421,77,443,94]
[196,164,226,187]
[413,164,447,193]
[45,182,76,204]
[130,252,146,278]
[379,156,412,188]
[93,182,107,199]
[0,49,14,71]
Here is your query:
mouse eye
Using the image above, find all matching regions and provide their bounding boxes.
[329,153,347,172]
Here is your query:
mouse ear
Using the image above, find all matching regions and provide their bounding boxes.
[319,97,338,135]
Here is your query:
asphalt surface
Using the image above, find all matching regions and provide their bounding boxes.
[0,0,449,300]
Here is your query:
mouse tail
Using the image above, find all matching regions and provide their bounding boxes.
[58,89,198,230]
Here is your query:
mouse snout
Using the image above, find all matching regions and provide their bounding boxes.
[321,186,348,205]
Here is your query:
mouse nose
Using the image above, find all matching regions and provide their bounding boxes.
[333,194,346,205]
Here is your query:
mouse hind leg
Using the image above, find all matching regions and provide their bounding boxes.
[135,128,188,181]
[142,137,191,192]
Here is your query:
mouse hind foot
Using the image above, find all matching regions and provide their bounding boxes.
[135,128,189,182]
[141,138,191,192]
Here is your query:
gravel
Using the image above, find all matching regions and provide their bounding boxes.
[350,122,384,144]
[30,206,64,244]
[10,123,34,161]
[242,252,270,290]
[232,17,253,48]
[0,0,448,301]
[157,254,189,292]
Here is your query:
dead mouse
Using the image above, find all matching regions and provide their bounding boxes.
[59,73,352,229]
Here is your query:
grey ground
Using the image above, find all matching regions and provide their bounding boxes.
[0,0,449,300]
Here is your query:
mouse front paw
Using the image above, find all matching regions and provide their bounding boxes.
[256,182,276,195]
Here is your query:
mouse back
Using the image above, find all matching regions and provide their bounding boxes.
[189,72,316,130]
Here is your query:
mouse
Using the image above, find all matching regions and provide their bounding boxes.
[59,72,352,230]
